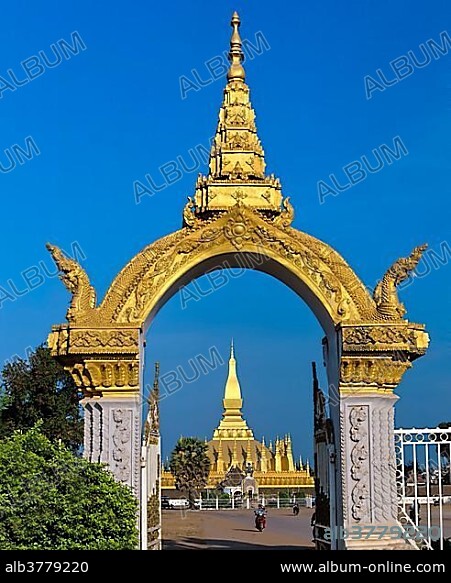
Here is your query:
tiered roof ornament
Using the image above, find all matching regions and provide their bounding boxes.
[183,12,293,227]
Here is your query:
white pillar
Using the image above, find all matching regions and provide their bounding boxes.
[140,445,148,550]
[81,396,141,495]
[339,393,405,550]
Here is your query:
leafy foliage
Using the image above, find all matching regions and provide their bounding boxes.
[170,437,210,507]
[0,426,138,550]
[0,345,83,451]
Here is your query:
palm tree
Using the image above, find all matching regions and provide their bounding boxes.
[169,437,211,508]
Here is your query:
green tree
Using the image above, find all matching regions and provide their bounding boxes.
[0,426,138,550]
[170,437,210,508]
[0,345,82,451]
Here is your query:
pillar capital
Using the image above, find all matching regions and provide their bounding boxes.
[48,324,141,357]
[48,325,141,397]
[47,324,142,494]
[337,322,429,393]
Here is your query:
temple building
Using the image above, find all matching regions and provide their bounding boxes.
[162,342,314,496]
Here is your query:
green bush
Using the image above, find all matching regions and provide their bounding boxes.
[0,426,138,550]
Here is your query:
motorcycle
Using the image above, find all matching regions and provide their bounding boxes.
[255,513,266,532]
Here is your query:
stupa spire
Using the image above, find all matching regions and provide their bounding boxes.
[212,341,253,440]
[223,339,241,406]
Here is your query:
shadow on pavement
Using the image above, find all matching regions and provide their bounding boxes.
[163,537,313,550]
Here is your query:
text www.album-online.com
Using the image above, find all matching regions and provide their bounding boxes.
[280,561,445,573]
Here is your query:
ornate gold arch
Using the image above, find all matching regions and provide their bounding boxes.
[46,198,429,325]
[51,203,377,329]
[44,13,433,551]
[46,200,429,397]
[47,12,428,397]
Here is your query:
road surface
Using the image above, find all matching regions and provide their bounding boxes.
[163,507,314,550]
[162,505,451,550]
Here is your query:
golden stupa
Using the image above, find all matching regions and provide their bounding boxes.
[162,342,314,495]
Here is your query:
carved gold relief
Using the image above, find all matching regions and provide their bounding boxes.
[343,326,414,346]
[69,329,139,353]
[182,196,199,228]
[48,326,139,356]
[70,359,139,395]
[341,324,429,360]
[223,203,252,249]
[48,325,69,355]
[48,200,416,331]
[46,243,96,321]
[340,357,411,388]
[273,197,294,229]
[373,244,427,319]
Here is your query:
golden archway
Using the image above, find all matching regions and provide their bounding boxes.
[47,13,429,550]
[47,196,428,397]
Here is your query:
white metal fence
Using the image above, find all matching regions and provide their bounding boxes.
[395,427,451,550]
[164,495,313,511]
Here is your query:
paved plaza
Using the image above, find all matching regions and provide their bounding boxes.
[162,506,451,550]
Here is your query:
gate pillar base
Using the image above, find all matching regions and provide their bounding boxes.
[338,392,404,550]
[344,534,415,551]
[333,325,429,550]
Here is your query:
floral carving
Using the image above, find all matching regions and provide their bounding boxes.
[70,329,138,352]
[349,406,370,522]
[223,203,252,249]
[111,408,131,483]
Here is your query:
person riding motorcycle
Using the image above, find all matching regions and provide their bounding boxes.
[254,503,267,530]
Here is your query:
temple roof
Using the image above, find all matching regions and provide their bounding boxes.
[208,438,272,469]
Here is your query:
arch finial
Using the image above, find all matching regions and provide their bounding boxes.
[227,12,245,81]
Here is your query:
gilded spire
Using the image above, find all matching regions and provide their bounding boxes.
[224,339,241,405]
[188,13,288,220]
[217,439,224,472]
[286,433,295,471]
[260,439,268,472]
[246,438,252,465]
[227,12,245,81]
[232,439,239,466]
[212,341,254,440]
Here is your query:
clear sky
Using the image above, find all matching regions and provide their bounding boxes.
[0,0,450,461]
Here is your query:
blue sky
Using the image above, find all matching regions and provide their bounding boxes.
[0,0,450,460]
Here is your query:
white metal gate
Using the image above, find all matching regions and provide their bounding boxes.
[395,427,451,550]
